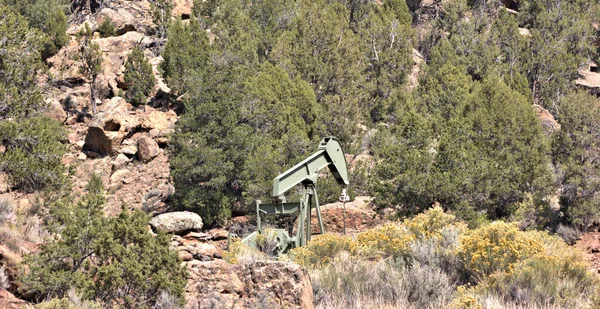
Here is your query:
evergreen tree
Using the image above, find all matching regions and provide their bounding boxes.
[21,175,187,308]
[77,23,103,115]
[124,47,156,106]
[271,0,366,144]
[0,0,68,56]
[0,6,66,192]
[161,18,210,94]
[552,92,600,228]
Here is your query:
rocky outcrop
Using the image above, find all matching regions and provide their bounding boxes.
[185,260,313,309]
[0,289,33,309]
[294,196,382,235]
[172,0,194,18]
[534,104,560,134]
[150,211,204,234]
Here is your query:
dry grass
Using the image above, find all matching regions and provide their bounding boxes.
[0,266,9,290]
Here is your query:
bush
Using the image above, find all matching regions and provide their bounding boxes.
[0,198,15,225]
[481,256,598,308]
[223,238,269,264]
[124,47,155,106]
[457,222,544,283]
[556,224,581,245]
[356,223,414,258]
[96,18,116,38]
[291,234,357,267]
[0,116,66,192]
[311,251,407,309]
[21,175,187,308]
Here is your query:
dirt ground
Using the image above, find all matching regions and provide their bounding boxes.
[576,231,600,273]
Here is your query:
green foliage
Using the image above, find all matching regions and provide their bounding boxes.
[161,19,210,94]
[21,175,187,308]
[171,60,319,226]
[96,18,116,38]
[372,72,553,222]
[552,91,600,228]
[0,6,47,120]
[0,117,66,192]
[149,0,173,39]
[76,23,103,114]
[457,222,544,283]
[124,47,156,106]
[0,0,68,56]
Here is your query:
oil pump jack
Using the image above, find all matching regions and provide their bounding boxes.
[240,137,350,254]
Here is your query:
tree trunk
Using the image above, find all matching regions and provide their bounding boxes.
[91,74,97,115]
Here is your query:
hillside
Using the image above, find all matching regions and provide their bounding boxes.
[0,0,600,308]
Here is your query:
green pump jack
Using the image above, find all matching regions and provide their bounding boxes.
[234,137,350,254]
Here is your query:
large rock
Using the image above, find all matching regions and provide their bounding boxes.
[83,127,112,156]
[149,211,203,234]
[172,0,194,18]
[96,8,137,35]
[186,260,314,309]
[84,97,138,156]
[137,136,160,162]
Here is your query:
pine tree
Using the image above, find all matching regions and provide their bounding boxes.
[77,23,103,115]
[0,6,66,192]
[124,47,156,106]
[552,92,600,228]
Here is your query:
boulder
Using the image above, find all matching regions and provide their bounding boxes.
[96,8,137,35]
[83,127,112,156]
[110,169,131,184]
[137,136,160,162]
[140,110,177,131]
[85,97,139,155]
[112,153,130,171]
[149,211,203,234]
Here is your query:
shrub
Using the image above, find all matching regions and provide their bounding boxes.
[457,222,544,282]
[403,205,466,239]
[291,234,357,267]
[0,116,66,192]
[356,223,414,258]
[555,224,581,245]
[0,198,15,225]
[401,261,454,308]
[223,238,269,264]
[21,175,187,308]
[480,256,599,308]
[311,251,407,309]
[96,18,116,38]
[123,47,155,106]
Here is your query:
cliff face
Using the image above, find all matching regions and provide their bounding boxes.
[39,1,195,215]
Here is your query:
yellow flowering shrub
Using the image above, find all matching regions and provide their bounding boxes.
[356,223,415,258]
[290,233,356,267]
[223,238,268,264]
[449,286,483,309]
[457,221,544,282]
[403,205,466,238]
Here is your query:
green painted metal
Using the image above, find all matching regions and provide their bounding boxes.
[272,137,349,197]
[240,136,349,254]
